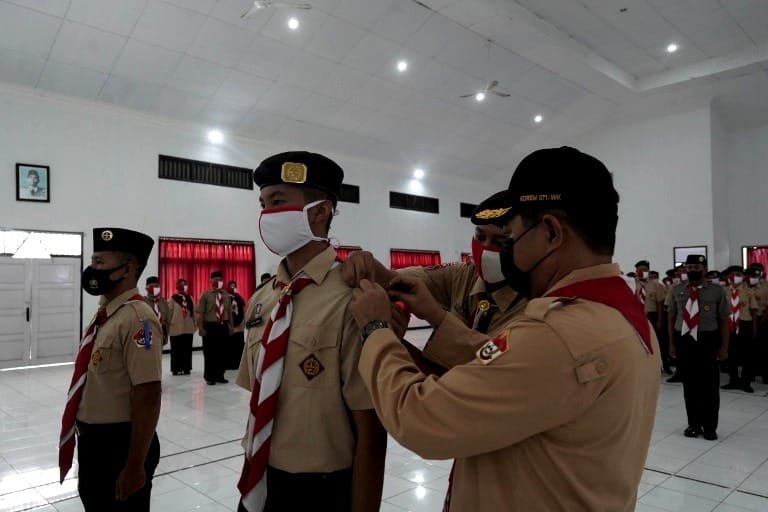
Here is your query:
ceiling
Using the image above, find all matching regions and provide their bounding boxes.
[1,0,767,181]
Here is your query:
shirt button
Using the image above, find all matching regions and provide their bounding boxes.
[595,361,608,374]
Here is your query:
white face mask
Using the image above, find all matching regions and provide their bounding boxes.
[732,275,743,286]
[151,286,161,296]
[259,200,330,257]
[680,273,688,282]
[213,280,224,289]
[183,285,189,293]
[672,277,681,285]
[471,237,505,284]
[749,277,760,286]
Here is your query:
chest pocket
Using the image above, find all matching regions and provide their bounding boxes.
[289,325,338,388]
[89,331,116,375]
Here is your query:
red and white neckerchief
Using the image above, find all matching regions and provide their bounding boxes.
[151,299,162,322]
[232,294,240,318]
[58,294,143,483]
[215,291,224,323]
[729,286,740,334]
[636,283,646,306]
[681,285,701,340]
[238,272,315,512]
[177,294,188,318]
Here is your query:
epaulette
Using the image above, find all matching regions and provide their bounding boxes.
[524,296,578,321]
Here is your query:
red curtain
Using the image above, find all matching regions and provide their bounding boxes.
[158,238,255,302]
[335,246,362,262]
[390,249,441,269]
[747,246,768,270]
[461,252,471,264]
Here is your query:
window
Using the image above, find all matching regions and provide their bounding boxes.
[158,238,255,301]
[390,249,441,269]
[159,155,253,190]
[673,246,708,267]
[389,191,439,214]
[335,245,362,262]
[1,230,81,257]
[744,246,768,270]
[460,203,477,218]
[339,184,360,204]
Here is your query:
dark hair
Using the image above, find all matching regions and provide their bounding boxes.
[227,280,237,287]
[177,278,187,285]
[260,273,272,281]
[520,205,618,256]
[118,252,145,280]
[302,187,334,232]
[27,169,39,179]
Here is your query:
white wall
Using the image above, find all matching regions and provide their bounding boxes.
[726,123,768,263]
[0,86,494,314]
[710,106,730,267]
[574,108,715,272]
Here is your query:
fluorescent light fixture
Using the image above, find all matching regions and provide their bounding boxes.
[396,60,408,72]
[207,130,224,144]
[475,92,486,102]
[666,43,678,53]
[288,17,299,30]
[533,114,543,124]
[413,168,425,179]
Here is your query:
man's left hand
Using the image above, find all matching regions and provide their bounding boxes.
[115,464,145,501]
[351,280,393,329]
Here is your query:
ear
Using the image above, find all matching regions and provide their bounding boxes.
[541,214,565,249]
[308,200,333,233]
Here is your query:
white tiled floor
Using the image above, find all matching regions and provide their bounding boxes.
[2,339,768,512]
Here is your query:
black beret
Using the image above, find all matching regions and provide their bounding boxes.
[724,265,744,275]
[749,262,764,271]
[92,228,153,265]
[210,271,223,279]
[685,254,707,265]
[145,276,159,285]
[504,147,618,220]
[626,272,636,278]
[747,267,762,277]
[705,270,720,278]
[635,260,650,268]
[471,191,513,226]
[666,269,677,278]
[253,151,344,202]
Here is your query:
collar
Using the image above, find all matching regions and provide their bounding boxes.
[100,288,142,317]
[545,263,621,296]
[277,246,337,286]
[470,277,519,311]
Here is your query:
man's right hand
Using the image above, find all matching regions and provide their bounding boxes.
[388,276,446,327]
[340,251,377,288]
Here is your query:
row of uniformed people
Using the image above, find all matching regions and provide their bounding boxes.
[64,147,662,512]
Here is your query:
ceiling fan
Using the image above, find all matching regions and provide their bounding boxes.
[460,80,511,101]
[241,1,312,19]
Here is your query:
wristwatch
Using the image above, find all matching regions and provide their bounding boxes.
[361,320,390,343]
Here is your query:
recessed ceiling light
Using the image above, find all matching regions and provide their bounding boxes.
[533,114,543,124]
[207,130,224,144]
[413,168,425,179]
[396,60,408,73]
[666,43,678,53]
[475,92,486,102]
[287,17,299,30]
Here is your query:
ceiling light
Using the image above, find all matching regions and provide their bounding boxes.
[396,60,408,73]
[666,43,678,53]
[207,130,224,144]
[288,17,299,30]
[475,92,486,102]
[533,114,543,124]
[413,168,425,179]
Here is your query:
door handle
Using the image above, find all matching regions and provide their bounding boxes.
[26,307,30,322]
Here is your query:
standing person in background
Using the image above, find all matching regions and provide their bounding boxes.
[169,278,195,375]
[143,276,169,347]
[721,266,758,393]
[197,271,231,385]
[259,273,272,287]
[227,280,246,370]
[748,263,768,383]
[669,255,729,440]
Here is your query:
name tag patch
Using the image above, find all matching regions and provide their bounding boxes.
[476,332,508,365]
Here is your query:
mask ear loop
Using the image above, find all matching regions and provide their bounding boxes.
[303,200,332,243]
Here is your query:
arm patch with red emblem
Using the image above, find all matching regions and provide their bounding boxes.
[132,320,153,349]
[476,331,509,364]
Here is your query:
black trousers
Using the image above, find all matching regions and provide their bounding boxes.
[203,321,228,382]
[758,321,768,379]
[170,333,193,373]
[77,421,160,512]
[237,466,352,512]
[648,312,672,370]
[228,331,245,370]
[676,331,721,432]
[728,321,757,383]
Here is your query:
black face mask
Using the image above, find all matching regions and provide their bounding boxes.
[499,221,554,298]
[81,264,126,296]
[687,270,703,283]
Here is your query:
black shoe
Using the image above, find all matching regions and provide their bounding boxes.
[206,381,216,385]
[172,371,180,376]
[662,367,674,375]
[742,385,755,393]
[666,375,682,383]
[684,427,701,438]
[721,382,741,390]
[216,378,229,384]
[702,430,718,441]
[183,370,191,375]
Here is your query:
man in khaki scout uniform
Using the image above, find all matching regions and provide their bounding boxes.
[236,151,386,512]
[341,190,526,372]
[168,277,196,375]
[227,280,247,370]
[721,266,759,393]
[197,270,231,385]
[350,147,661,512]
[748,263,768,382]
[669,255,729,439]
[635,262,672,375]
[64,228,162,511]
[143,275,170,346]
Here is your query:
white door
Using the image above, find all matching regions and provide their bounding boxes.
[0,256,81,366]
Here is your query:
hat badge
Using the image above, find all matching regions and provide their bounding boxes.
[101,230,113,241]
[281,162,307,184]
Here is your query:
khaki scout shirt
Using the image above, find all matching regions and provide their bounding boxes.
[144,296,170,336]
[236,247,373,473]
[400,263,526,368]
[734,284,759,321]
[359,263,660,512]
[77,288,163,424]
[168,293,196,336]
[669,283,728,332]
[755,281,768,316]
[198,288,232,323]
[641,280,665,314]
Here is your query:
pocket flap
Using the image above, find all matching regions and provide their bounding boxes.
[289,325,337,350]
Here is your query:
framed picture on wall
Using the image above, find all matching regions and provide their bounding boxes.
[673,246,708,267]
[16,163,50,203]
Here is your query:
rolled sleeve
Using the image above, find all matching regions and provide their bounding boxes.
[340,306,373,411]
[422,312,490,368]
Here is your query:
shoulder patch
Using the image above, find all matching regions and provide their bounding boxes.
[476,332,509,364]
[132,320,153,349]
[524,297,577,321]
